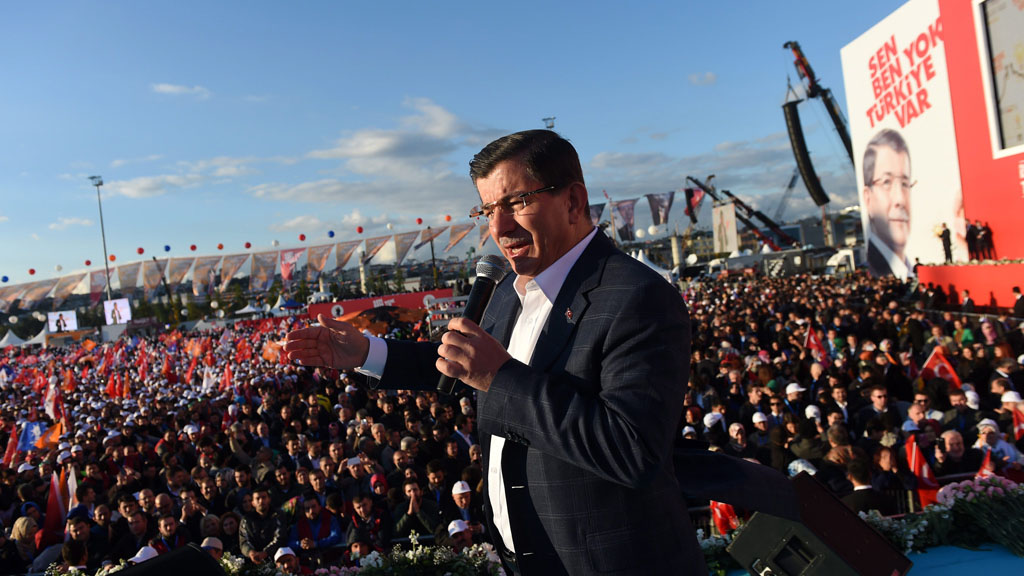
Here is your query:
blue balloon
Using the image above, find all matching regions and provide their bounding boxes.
[164,245,171,252]
[1,276,7,283]
[328,230,335,238]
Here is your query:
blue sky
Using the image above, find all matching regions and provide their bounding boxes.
[0,0,905,286]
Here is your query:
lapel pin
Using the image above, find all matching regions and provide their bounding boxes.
[565,308,573,321]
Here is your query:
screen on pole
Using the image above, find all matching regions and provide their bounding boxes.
[47,310,79,333]
[103,298,132,325]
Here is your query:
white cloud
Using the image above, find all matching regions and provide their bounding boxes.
[104,174,204,198]
[31,233,40,241]
[48,217,94,230]
[0,215,8,223]
[688,72,717,86]
[151,83,211,99]
[111,154,162,169]
[270,215,326,232]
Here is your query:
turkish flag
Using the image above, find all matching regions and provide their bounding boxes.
[976,449,995,478]
[710,500,740,535]
[804,326,828,362]
[1013,410,1024,442]
[919,347,962,389]
[906,435,939,507]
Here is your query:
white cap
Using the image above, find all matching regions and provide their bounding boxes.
[965,390,980,410]
[805,405,822,422]
[902,420,919,433]
[978,418,999,433]
[451,481,471,495]
[1001,391,1023,404]
[183,424,199,435]
[71,445,83,453]
[57,451,72,464]
[344,385,358,394]
[786,383,807,395]
[787,459,817,477]
[447,519,470,536]
[752,412,768,424]
[17,463,35,474]
[129,546,159,564]
[703,412,723,429]
[681,425,697,437]
[274,547,296,562]
[201,537,223,551]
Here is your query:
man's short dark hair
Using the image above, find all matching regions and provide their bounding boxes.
[62,540,88,566]
[469,130,585,188]
[846,459,871,485]
[862,128,910,187]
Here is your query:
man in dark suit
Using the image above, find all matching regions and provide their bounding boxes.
[1012,286,1024,318]
[862,128,914,278]
[284,130,795,575]
[841,460,895,516]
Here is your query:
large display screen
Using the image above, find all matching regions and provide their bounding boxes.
[47,310,78,333]
[103,298,132,325]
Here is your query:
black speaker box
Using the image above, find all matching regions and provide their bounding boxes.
[783,101,831,207]
[115,544,225,576]
[727,472,912,576]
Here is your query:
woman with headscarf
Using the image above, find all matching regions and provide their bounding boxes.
[11,516,38,569]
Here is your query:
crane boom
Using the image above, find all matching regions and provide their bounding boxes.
[773,168,800,221]
[783,41,853,163]
[686,176,782,252]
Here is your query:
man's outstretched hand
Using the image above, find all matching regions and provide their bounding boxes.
[283,314,370,370]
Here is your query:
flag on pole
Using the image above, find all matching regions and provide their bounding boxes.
[34,419,62,450]
[919,347,962,389]
[976,449,995,478]
[2,424,19,468]
[38,471,67,550]
[710,500,740,535]
[906,434,939,507]
[1013,409,1024,442]
[17,421,47,452]
[804,327,828,362]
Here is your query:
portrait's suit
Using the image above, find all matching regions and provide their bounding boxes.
[376,232,795,575]
[867,239,896,277]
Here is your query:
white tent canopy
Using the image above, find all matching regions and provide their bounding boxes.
[235,303,262,315]
[634,250,672,283]
[0,330,26,347]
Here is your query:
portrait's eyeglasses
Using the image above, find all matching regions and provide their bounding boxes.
[469,184,561,220]
[869,177,916,193]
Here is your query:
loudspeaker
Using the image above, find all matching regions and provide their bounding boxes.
[727,473,912,576]
[115,544,225,576]
[783,101,831,207]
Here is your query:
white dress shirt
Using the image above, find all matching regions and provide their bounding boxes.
[357,227,598,553]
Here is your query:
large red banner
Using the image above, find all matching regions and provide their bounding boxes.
[307,288,453,320]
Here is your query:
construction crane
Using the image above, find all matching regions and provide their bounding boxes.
[686,175,797,252]
[773,168,800,222]
[783,41,853,162]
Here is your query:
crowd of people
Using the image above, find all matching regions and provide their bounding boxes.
[0,271,1022,574]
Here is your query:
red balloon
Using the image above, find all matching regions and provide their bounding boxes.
[190,244,197,251]
[244,242,251,249]
[217,243,224,250]
[299,234,306,242]
[28,268,35,275]
[416,218,423,225]
[137,247,144,255]
[445,214,452,222]
[356,226,363,234]
[85,260,92,266]
[109,255,116,262]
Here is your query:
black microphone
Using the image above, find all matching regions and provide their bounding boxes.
[437,254,508,394]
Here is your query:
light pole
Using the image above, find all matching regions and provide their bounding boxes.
[89,176,113,301]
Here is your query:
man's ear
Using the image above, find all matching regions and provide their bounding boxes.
[566,182,589,223]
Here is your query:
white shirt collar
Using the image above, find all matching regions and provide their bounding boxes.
[870,237,911,278]
[514,227,598,302]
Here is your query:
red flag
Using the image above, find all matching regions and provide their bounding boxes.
[38,472,67,550]
[62,368,75,392]
[1013,410,1024,442]
[119,376,130,399]
[185,355,199,384]
[919,347,962,389]
[710,500,740,535]
[2,424,19,468]
[976,449,995,478]
[221,363,233,392]
[906,435,939,507]
[106,374,119,399]
[804,327,828,362]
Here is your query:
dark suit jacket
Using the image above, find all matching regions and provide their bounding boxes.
[376,233,717,575]
[1013,296,1024,318]
[841,487,896,516]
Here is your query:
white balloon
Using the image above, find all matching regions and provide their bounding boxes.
[635,229,646,239]
[55,264,63,272]
[272,240,280,247]
[686,253,699,265]
[181,308,189,317]
[8,316,17,324]
[210,301,219,309]
[217,309,225,318]
[647,225,659,236]
[386,223,394,231]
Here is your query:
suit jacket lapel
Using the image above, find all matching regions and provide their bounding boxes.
[529,232,612,371]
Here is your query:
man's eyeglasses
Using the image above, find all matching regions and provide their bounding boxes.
[469,184,561,220]
[869,177,916,193]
